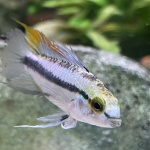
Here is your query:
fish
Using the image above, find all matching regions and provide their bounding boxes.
[0,19,122,129]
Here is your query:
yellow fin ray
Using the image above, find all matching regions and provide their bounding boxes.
[13,18,64,56]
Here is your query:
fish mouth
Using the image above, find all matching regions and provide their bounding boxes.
[108,118,122,127]
[104,112,122,127]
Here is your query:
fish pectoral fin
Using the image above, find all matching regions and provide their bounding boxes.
[14,112,69,129]
[61,116,77,129]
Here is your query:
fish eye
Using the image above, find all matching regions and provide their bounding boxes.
[92,101,103,112]
[91,97,105,113]
[93,102,102,111]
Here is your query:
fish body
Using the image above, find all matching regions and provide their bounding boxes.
[0,20,121,129]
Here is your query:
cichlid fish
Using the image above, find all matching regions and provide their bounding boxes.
[0,20,122,129]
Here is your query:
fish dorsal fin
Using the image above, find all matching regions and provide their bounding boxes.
[13,19,85,68]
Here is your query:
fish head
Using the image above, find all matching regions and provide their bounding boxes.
[71,84,122,128]
[88,96,121,128]
[85,85,122,128]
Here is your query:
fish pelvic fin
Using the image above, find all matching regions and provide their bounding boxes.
[14,112,70,129]
[61,116,77,129]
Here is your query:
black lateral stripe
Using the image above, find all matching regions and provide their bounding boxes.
[22,56,89,100]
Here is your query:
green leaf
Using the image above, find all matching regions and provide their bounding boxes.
[87,30,120,53]
[92,5,122,27]
[89,0,108,6]
[132,0,150,11]
[58,6,80,15]
[68,18,90,30]
[27,5,38,14]
[43,0,84,8]
[98,23,121,33]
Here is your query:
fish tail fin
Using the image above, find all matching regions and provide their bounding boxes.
[0,28,29,79]
[0,27,40,94]
[0,18,49,80]
[0,18,47,80]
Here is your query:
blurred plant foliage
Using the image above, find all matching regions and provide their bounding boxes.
[27,0,150,54]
